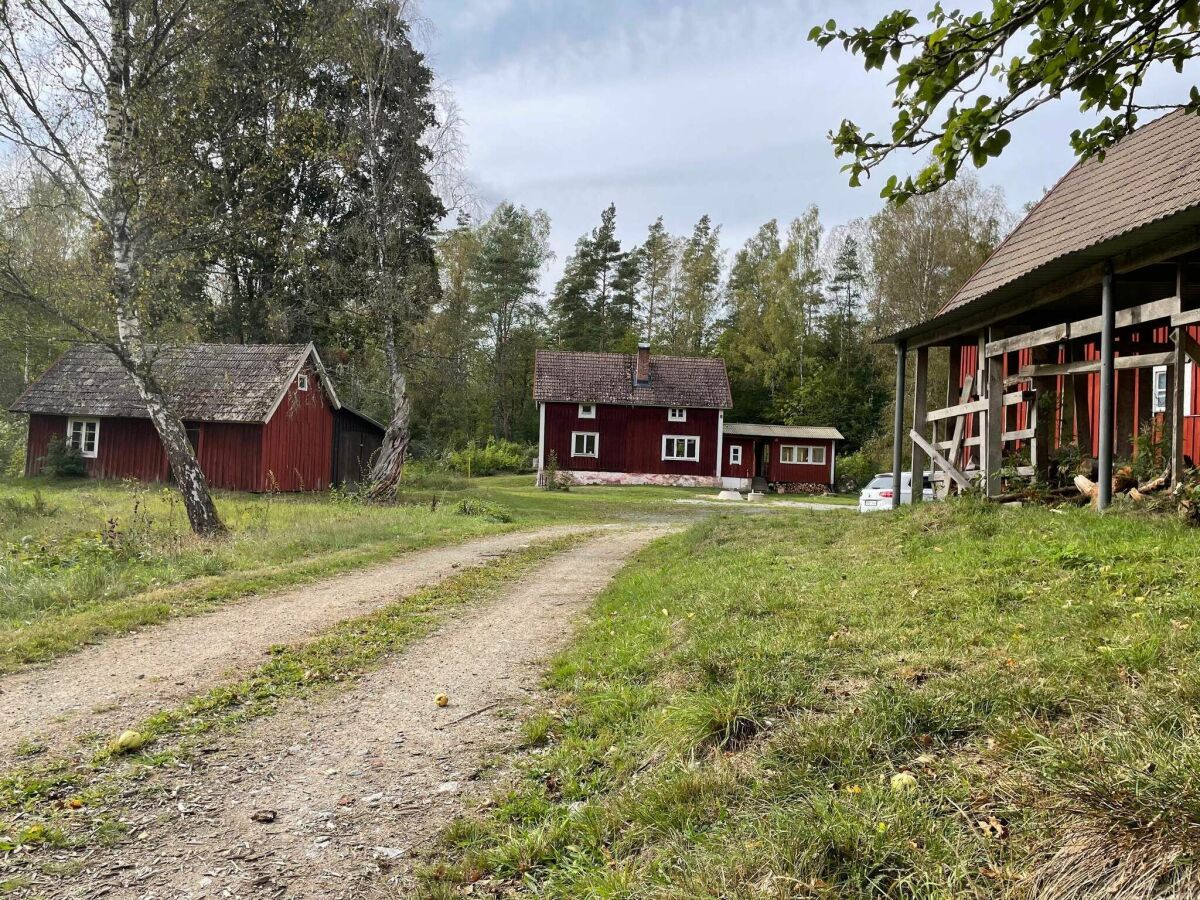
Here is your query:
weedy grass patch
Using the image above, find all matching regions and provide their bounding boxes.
[422,500,1200,899]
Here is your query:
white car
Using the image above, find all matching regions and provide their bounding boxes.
[858,472,935,512]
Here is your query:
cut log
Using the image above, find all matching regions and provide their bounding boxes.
[1074,474,1099,501]
[1137,468,1171,495]
[1113,466,1137,494]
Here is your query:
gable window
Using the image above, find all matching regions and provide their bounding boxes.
[729,444,742,466]
[572,431,599,458]
[662,435,700,461]
[67,418,99,459]
[667,408,687,422]
[1153,365,1167,413]
[297,372,310,392]
[578,403,596,419]
[780,444,826,465]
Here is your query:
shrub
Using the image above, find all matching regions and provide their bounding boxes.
[445,439,534,477]
[0,490,58,523]
[452,498,512,523]
[0,413,26,477]
[41,435,86,477]
[401,461,469,492]
[540,450,569,492]
[836,448,884,492]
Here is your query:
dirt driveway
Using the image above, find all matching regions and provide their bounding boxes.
[0,525,594,764]
[26,526,670,899]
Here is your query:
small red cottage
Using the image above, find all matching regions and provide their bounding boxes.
[533,345,842,489]
[10,342,384,491]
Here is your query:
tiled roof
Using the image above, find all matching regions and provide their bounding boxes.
[933,110,1200,323]
[723,423,843,441]
[533,350,733,408]
[10,343,334,423]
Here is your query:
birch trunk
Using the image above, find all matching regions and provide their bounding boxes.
[107,0,224,536]
[367,314,411,498]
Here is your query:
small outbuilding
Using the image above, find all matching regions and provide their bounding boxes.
[720,423,843,491]
[10,342,384,492]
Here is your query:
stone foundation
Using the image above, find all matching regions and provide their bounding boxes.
[559,470,720,488]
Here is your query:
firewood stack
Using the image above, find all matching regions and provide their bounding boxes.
[1073,465,1197,519]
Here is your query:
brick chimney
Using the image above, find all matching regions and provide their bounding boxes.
[635,343,651,385]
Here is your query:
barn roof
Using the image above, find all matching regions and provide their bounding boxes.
[723,423,843,441]
[534,349,733,409]
[9,342,340,424]
[897,109,1200,341]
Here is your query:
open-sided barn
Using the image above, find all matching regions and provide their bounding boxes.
[888,109,1200,509]
[10,343,383,492]
[533,345,842,490]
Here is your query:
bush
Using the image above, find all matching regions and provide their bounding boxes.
[836,448,885,492]
[452,498,513,523]
[41,435,86,477]
[540,450,569,492]
[0,413,26,477]
[445,439,535,477]
[400,461,469,492]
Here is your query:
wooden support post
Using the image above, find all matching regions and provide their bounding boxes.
[891,341,907,510]
[1172,326,1187,484]
[1030,345,1055,482]
[1070,339,1093,458]
[1135,328,1154,455]
[984,343,1003,498]
[1097,262,1116,510]
[911,346,929,504]
[1116,367,1136,460]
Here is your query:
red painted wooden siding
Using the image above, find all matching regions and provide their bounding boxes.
[764,436,836,485]
[261,362,334,491]
[954,323,1200,465]
[199,422,265,491]
[543,402,720,477]
[722,437,756,479]
[26,414,168,482]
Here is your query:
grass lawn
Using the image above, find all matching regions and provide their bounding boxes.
[0,474,713,672]
[424,499,1200,899]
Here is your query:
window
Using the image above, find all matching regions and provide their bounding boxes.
[578,403,596,419]
[572,431,599,457]
[667,408,687,422]
[662,435,700,461]
[297,372,310,392]
[729,444,742,466]
[67,418,99,458]
[780,444,826,465]
[1153,365,1168,413]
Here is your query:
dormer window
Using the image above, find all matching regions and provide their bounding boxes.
[668,408,687,422]
[297,373,310,392]
[578,403,596,419]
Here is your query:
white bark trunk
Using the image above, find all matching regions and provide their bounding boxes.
[106,0,223,536]
[367,315,411,498]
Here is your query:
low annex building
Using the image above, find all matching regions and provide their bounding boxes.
[10,342,384,491]
[533,344,842,489]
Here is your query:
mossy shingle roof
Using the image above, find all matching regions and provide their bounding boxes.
[534,350,733,408]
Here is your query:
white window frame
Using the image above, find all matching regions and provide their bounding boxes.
[780,444,826,466]
[729,444,742,466]
[1153,365,1168,414]
[578,403,596,419]
[571,431,599,458]
[667,407,687,422]
[67,417,100,459]
[297,372,310,392]
[662,435,700,462]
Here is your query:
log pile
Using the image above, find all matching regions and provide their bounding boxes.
[1071,465,1200,522]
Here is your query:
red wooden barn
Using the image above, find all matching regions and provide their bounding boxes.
[888,109,1200,509]
[10,342,384,492]
[533,345,842,490]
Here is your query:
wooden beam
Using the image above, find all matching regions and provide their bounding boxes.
[911,428,972,491]
[940,375,974,498]
[1030,345,1055,482]
[1178,329,1200,367]
[1172,308,1200,328]
[984,296,1180,357]
[1018,351,1175,379]
[985,350,1003,498]
[1069,339,1093,457]
[1171,326,1188,482]
[911,347,929,505]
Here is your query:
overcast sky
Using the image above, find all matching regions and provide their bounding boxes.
[421,0,1178,285]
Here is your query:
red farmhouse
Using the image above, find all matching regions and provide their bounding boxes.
[11,343,383,491]
[533,345,842,490]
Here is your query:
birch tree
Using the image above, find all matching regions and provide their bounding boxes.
[349,0,444,498]
[0,0,225,534]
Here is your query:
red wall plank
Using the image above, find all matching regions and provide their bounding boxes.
[764,436,835,485]
[544,402,720,477]
[261,361,334,491]
[722,437,756,479]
